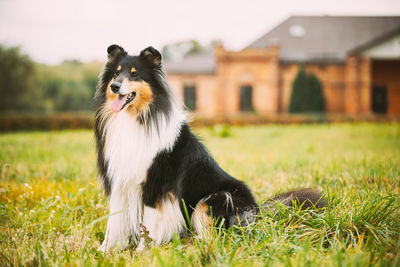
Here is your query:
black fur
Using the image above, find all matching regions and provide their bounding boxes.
[266,188,327,209]
[107,44,126,59]
[142,123,257,228]
[140,46,162,67]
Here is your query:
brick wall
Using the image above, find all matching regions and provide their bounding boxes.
[167,74,217,116]
[214,45,280,115]
[344,56,372,114]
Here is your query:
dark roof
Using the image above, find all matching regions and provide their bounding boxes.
[163,50,216,75]
[246,16,400,62]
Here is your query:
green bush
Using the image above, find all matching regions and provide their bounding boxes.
[38,60,101,112]
[0,44,102,113]
[210,124,232,138]
[308,74,325,112]
[289,67,325,113]
[0,45,42,112]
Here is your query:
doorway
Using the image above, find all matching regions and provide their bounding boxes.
[371,85,388,114]
[240,85,253,112]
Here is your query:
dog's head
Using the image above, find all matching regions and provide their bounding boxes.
[97,44,167,116]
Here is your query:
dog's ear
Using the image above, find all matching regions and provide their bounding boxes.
[107,44,126,60]
[140,46,162,67]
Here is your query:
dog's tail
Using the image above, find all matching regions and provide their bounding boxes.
[260,188,327,213]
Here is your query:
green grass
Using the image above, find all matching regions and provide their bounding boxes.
[1,123,400,266]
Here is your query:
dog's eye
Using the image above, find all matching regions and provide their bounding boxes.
[114,71,120,78]
[130,71,138,78]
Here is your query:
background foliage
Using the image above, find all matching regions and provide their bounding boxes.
[0,45,42,112]
[289,67,325,113]
[0,44,102,113]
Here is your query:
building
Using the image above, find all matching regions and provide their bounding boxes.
[164,16,400,115]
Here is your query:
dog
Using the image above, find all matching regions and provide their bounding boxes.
[94,45,326,252]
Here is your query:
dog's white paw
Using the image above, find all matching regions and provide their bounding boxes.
[98,240,113,253]
[98,239,130,253]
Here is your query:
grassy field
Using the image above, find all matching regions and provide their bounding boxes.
[1,123,400,266]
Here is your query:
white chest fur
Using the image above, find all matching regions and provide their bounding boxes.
[104,110,184,186]
[101,109,185,248]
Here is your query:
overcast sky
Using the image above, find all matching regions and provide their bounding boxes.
[1,0,399,64]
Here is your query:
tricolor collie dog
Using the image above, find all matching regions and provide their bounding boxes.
[94,45,326,252]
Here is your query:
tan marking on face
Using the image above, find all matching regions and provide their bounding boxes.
[105,77,153,114]
[130,67,136,73]
[125,80,153,115]
[117,65,122,72]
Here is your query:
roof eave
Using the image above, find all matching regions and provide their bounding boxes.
[280,58,346,64]
[165,70,216,75]
[348,26,400,55]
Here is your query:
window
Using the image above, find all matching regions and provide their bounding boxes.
[184,85,196,110]
[240,85,253,112]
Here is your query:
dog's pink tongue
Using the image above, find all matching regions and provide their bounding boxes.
[111,95,128,112]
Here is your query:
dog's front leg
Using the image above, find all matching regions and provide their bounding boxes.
[98,192,130,252]
[137,201,185,250]
[138,206,169,250]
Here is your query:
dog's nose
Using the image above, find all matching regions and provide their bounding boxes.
[110,81,121,93]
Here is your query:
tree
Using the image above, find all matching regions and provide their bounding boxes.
[289,67,307,113]
[0,45,42,112]
[308,74,325,112]
[38,60,102,112]
[289,67,325,113]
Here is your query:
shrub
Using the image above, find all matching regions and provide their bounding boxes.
[289,67,325,113]
[0,45,42,112]
[308,74,325,112]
